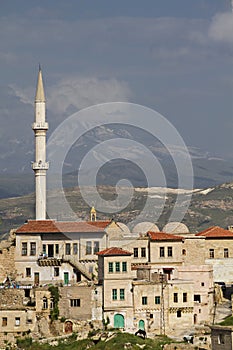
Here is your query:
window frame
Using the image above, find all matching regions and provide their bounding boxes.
[142,296,147,305]
[167,246,173,257]
[21,242,27,256]
[86,241,92,255]
[120,288,125,300]
[115,262,120,272]
[122,262,127,272]
[133,248,139,258]
[108,262,113,273]
[112,289,117,300]
[30,242,36,256]
[65,243,71,255]
[173,293,178,303]
[160,247,165,257]
[141,247,146,258]
[209,249,214,259]
[155,296,161,304]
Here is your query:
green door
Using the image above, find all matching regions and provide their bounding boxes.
[139,319,145,330]
[114,314,125,328]
[64,272,69,285]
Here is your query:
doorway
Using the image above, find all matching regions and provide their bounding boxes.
[48,244,54,258]
[114,314,125,328]
[34,272,39,286]
[64,272,69,285]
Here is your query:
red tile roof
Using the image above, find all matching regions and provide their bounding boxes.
[97,247,132,256]
[16,220,106,234]
[86,221,112,228]
[148,231,183,241]
[196,226,233,238]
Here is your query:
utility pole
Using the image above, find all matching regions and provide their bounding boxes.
[160,274,166,335]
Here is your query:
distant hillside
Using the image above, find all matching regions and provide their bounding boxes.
[0,182,233,238]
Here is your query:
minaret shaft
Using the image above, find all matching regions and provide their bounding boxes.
[32,68,49,220]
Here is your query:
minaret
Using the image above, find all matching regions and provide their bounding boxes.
[32,67,49,220]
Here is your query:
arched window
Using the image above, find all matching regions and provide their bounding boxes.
[43,297,48,309]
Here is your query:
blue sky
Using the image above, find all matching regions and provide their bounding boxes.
[0,0,232,174]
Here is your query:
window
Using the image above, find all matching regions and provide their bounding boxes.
[15,317,20,326]
[54,267,59,277]
[93,241,99,254]
[70,299,80,307]
[120,289,125,300]
[42,244,46,255]
[201,282,205,287]
[115,262,120,272]
[194,294,201,303]
[173,293,178,303]
[183,293,187,302]
[43,297,48,309]
[122,262,127,272]
[209,249,214,258]
[55,244,59,255]
[182,249,186,255]
[21,242,27,256]
[86,241,92,255]
[2,317,7,327]
[89,265,93,273]
[30,242,36,256]
[224,248,229,258]
[218,334,225,345]
[177,310,182,318]
[160,247,165,257]
[112,289,117,300]
[142,296,147,305]
[26,267,31,277]
[50,298,54,309]
[150,314,153,319]
[134,248,138,258]
[24,289,30,298]
[167,246,173,257]
[108,262,113,273]
[155,296,160,304]
[73,243,78,255]
[141,247,146,258]
[65,243,71,255]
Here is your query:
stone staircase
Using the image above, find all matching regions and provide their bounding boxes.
[62,256,92,281]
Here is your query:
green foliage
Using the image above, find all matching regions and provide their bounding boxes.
[14,332,173,350]
[48,286,60,321]
[219,316,233,326]
[102,316,110,330]
[16,337,33,348]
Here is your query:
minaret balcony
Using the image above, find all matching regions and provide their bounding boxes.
[32,161,49,170]
[32,122,49,130]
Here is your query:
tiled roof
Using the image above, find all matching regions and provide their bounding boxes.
[86,221,112,228]
[148,231,183,241]
[196,226,233,238]
[97,247,132,256]
[15,220,106,234]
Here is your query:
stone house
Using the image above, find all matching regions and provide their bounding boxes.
[211,325,233,350]
[14,220,110,285]
[196,226,233,283]
[96,246,213,338]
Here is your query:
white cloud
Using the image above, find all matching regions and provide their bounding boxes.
[46,76,132,115]
[209,12,233,44]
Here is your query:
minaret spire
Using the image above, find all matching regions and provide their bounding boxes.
[32,66,49,220]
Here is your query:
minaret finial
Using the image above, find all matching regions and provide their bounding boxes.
[35,66,45,102]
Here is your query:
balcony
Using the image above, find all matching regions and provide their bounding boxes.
[38,256,62,266]
[32,122,48,130]
[31,161,49,170]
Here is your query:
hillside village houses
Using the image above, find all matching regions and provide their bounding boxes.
[0,69,232,349]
